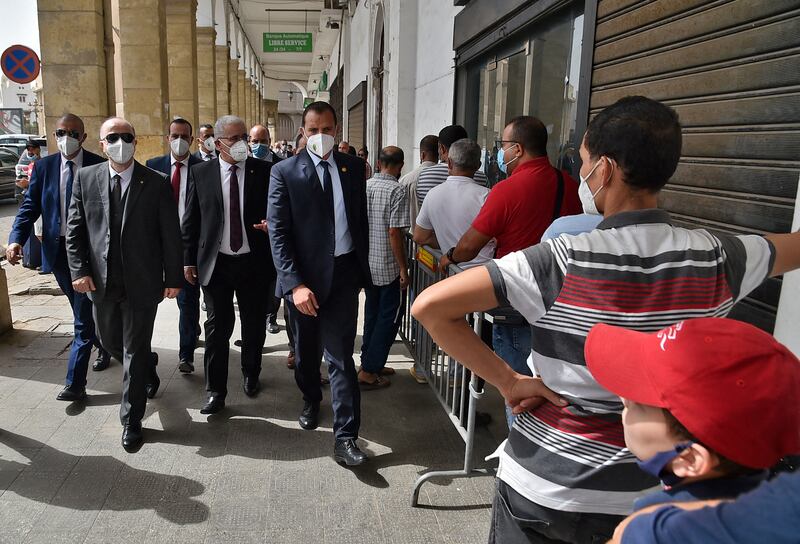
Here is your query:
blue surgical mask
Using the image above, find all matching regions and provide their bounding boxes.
[250,142,268,159]
[636,441,695,486]
[497,144,519,174]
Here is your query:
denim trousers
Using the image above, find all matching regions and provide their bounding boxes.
[360,278,403,374]
[492,323,532,428]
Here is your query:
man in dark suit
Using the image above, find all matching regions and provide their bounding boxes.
[66,117,183,452]
[146,118,203,374]
[183,115,276,415]
[193,123,217,162]
[268,101,372,466]
[6,113,111,401]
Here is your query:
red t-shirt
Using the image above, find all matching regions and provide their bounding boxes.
[472,157,581,258]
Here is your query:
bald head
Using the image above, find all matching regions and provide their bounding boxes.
[249,124,270,144]
[56,113,85,135]
[377,145,404,178]
[100,117,135,139]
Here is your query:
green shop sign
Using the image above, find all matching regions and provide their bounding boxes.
[263,33,313,53]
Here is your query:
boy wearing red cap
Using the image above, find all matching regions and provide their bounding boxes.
[585,317,800,541]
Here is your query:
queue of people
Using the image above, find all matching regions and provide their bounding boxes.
[3,94,799,543]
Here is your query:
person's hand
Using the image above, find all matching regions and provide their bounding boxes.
[5,243,22,265]
[72,276,96,293]
[253,219,268,232]
[504,375,567,414]
[438,254,453,273]
[292,284,319,317]
[399,269,409,290]
[184,266,198,285]
[163,287,181,299]
[15,178,29,189]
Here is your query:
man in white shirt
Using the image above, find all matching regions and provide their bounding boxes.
[193,123,217,161]
[146,118,203,374]
[414,139,496,268]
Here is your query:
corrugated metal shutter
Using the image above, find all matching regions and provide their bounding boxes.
[348,101,365,151]
[590,0,800,332]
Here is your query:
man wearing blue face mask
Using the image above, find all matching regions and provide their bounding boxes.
[248,124,280,164]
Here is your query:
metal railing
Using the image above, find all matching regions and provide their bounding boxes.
[399,235,496,507]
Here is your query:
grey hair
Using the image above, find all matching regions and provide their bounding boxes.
[214,115,246,136]
[448,138,481,172]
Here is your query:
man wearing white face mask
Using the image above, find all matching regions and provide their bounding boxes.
[146,118,203,374]
[267,101,372,467]
[182,115,276,415]
[193,124,217,161]
[66,116,183,453]
[7,113,111,400]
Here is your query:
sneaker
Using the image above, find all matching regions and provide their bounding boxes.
[409,366,427,384]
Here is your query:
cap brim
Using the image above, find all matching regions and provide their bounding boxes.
[584,324,667,408]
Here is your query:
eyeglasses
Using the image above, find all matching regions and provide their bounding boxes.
[219,134,248,144]
[55,129,81,139]
[104,133,134,144]
[494,140,519,149]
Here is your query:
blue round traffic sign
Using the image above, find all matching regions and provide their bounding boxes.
[1,45,40,84]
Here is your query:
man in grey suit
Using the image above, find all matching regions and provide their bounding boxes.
[66,117,183,452]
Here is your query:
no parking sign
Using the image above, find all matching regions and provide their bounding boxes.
[1,45,40,84]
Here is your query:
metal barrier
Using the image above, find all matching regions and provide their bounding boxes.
[399,235,496,507]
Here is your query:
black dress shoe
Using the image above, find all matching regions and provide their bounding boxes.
[178,360,195,374]
[267,321,280,334]
[56,386,87,402]
[146,371,160,399]
[200,394,225,415]
[92,349,110,371]
[243,376,260,397]
[298,402,319,430]
[121,422,143,453]
[334,439,368,466]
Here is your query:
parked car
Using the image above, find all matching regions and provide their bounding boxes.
[0,147,20,202]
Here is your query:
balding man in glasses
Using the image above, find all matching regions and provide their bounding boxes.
[66,117,183,453]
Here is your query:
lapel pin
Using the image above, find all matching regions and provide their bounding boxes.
[250,170,254,174]
[341,167,347,173]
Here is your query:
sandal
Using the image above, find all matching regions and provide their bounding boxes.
[359,375,391,390]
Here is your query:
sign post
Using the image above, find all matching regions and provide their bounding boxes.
[263,33,313,53]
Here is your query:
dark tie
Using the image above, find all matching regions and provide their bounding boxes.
[111,174,121,209]
[171,162,182,204]
[229,165,243,252]
[65,160,75,213]
[319,160,334,220]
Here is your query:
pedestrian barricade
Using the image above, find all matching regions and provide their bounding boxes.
[399,235,499,507]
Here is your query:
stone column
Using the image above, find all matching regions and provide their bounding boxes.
[196,27,217,124]
[109,0,170,160]
[251,84,258,124]
[243,79,251,128]
[264,98,278,142]
[237,70,246,121]
[214,46,230,116]
[165,0,199,131]
[228,59,239,118]
[37,0,109,154]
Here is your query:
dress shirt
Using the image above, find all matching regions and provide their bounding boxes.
[200,150,216,161]
[108,161,134,197]
[308,151,354,256]
[170,154,189,223]
[218,158,251,255]
[60,148,84,236]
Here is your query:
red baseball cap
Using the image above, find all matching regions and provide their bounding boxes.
[585,317,800,469]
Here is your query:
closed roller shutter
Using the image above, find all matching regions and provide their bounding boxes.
[348,101,365,151]
[590,0,800,332]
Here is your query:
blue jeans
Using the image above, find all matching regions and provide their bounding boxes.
[493,323,532,428]
[360,278,403,374]
[177,277,201,361]
[52,240,96,390]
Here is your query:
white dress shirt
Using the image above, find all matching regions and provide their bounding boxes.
[108,161,134,197]
[170,154,189,223]
[218,158,251,255]
[200,150,216,161]
[308,152,354,256]
[60,148,84,236]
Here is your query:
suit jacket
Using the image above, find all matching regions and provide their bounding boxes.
[145,153,203,179]
[182,157,276,287]
[267,149,371,304]
[193,150,217,162]
[65,161,183,309]
[9,149,105,273]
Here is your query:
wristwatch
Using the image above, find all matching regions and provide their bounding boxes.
[446,247,458,264]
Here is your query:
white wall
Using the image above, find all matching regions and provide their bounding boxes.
[347,5,371,95]
[774,174,800,356]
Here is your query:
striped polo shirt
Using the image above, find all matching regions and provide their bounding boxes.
[486,209,775,515]
[416,162,487,207]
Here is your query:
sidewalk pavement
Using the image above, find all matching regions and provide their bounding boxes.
[0,237,507,543]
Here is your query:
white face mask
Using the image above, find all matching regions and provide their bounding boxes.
[57,135,81,157]
[105,140,135,165]
[305,133,335,158]
[578,158,606,216]
[170,137,189,157]
[223,140,249,162]
[202,136,216,153]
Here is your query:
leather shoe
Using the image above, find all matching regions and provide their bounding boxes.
[178,360,195,374]
[334,439,368,466]
[243,376,260,397]
[56,386,87,402]
[200,394,225,415]
[268,321,280,334]
[146,371,160,399]
[121,422,143,453]
[92,349,110,371]
[298,402,319,430]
